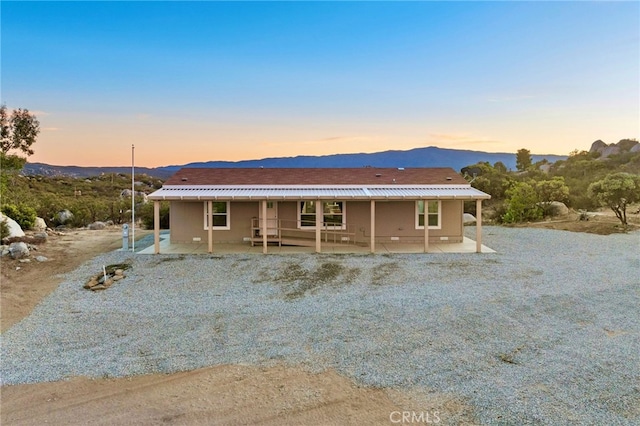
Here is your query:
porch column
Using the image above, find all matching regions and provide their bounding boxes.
[424,199,429,253]
[315,200,322,253]
[476,199,483,253]
[262,200,268,254]
[153,200,160,254]
[207,200,213,253]
[370,200,376,253]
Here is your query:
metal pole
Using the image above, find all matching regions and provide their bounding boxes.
[132,144,135,252]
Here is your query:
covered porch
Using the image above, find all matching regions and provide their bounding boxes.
[138,229,495,255]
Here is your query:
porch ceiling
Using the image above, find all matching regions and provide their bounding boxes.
[148,185,491,201]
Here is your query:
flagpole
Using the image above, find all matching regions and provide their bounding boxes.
[131,144,135,252]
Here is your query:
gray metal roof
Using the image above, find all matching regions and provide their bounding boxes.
[148,185,491,200]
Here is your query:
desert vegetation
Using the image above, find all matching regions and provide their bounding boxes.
[462,139,640,227]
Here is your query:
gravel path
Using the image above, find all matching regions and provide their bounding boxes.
[2,227,638,425]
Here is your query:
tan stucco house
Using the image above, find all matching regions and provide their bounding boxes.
[147,167,491,254]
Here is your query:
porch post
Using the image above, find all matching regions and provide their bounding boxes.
[424,199,429,253]
[315,200,322,253]
[476,199,482,253]
[370,200,375,253]
[207,200,213,253]
[153,200,160,254]
[262,200,268,254]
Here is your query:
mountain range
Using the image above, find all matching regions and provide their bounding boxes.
[23,146,567,180]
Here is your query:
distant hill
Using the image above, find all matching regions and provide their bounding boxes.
[23,146,567,179]
[22,163,175,180]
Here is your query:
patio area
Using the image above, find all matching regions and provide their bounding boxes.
[137,233,495,255]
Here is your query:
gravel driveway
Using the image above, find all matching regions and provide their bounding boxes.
[2,226,638,425]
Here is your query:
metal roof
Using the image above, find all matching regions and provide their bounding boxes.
[148,185,491,201]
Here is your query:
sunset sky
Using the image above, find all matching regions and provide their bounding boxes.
[2,1,638,168]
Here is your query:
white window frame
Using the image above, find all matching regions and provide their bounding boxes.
[298,201,346,230]
[415,200,441,230]
[204,201,230,230]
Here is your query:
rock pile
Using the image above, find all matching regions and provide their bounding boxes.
[84,263,131,291]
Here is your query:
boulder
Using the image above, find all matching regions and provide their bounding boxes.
[56,210,74,224]
[9,242,29,259]
[88,221,106,230]
[548,201,569,216]
[33,232,48,243]
[120,189,148,203]
[0,213,25,238]
[35,255,48,262]
[589,140,607,153]
[630,143,640,153]
[600,145,620,159]
[463,213,477,224]
[33,217,47,231]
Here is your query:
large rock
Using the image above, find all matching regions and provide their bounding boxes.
[88,221,106,230]
[56,210,74,224]
[600,145,620,159]
[0,213,25,238]
[630,143,640,153]
[548,201,569,216]
[9,242,29,259]
[463,213,477,224]
[589,140,607,153]
[120,189,148,203]
[33,217,47,231]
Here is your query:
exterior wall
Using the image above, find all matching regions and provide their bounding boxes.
[169,199,464,244]
[348,200,463,244]
[170,201,258,244]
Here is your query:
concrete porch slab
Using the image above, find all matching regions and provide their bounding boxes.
[137,234,495,255]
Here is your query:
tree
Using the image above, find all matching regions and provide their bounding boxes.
[0,105,40,157]
[516,148,532,172]
[588,172,640,225]
[534,177,570,216]
[493,161,508,173]
[462,162,512,200]
[501,181,542,223]
[1,105,40,198]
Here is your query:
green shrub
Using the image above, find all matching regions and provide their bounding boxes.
[501,182,543,223]
[0,219,10,240]
[1,203,37,230]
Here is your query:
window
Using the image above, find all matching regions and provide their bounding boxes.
[299,201,345,229]
[299,201,316,227]
[416,200,440,229]
[204,201,230,230]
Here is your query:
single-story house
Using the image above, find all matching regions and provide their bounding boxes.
[147,167,491,254]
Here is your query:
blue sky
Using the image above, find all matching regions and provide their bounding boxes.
[2,1,638,167]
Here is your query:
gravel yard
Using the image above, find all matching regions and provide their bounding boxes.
[2,226,638,425]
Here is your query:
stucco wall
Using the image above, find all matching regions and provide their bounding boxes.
[170,201,258,244]
[169,199,464,244]
[347,200,463,243]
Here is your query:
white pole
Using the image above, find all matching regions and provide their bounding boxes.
[131,144,135,252]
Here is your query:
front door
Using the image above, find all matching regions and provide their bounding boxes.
[259,201,279,236]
